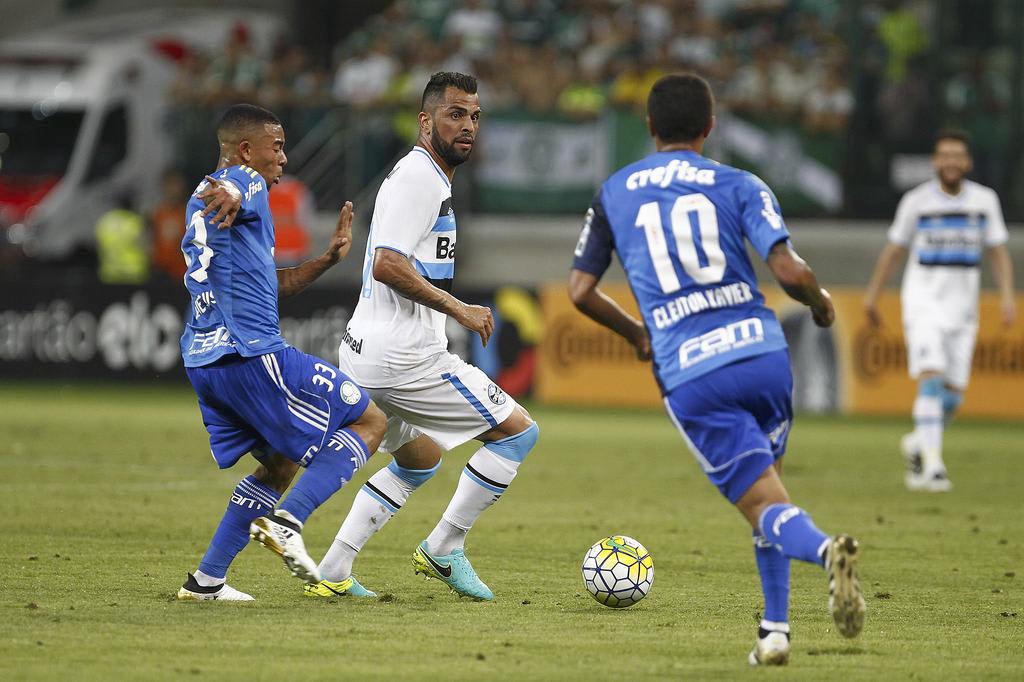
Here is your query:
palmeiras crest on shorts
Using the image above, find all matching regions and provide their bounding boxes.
[340,381,362,405]
[487,383,507,406]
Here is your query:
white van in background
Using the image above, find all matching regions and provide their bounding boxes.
[0,38,171,260]
[0,9,282,261]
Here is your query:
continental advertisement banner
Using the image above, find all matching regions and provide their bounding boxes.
[536,283,1024,419]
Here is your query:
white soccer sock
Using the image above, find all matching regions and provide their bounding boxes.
[426,446,520,556]
[193,569,224,587]
[318,465,417,582]
[913,393,945,472]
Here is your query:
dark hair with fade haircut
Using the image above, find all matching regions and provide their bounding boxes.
[421,71,478,112]
[216,103,281,142]
[934,128,971,151]
[647,73,714,143]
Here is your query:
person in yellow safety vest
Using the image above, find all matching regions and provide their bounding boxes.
[96,196,149,284]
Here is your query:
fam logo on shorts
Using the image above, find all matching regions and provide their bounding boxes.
[487,383,506,406]
[340,381,362,405]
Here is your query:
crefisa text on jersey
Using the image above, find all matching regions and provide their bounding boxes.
[651,281,754,330]
[244,180,264,201]
[625,158,716,191]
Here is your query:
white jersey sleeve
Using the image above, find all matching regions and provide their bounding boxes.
[887,190,917,246]
[982,186,1009,247]
[373,167,442,255]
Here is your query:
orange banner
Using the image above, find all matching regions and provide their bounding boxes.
[537,283,1024,419]
[536,283,661,408]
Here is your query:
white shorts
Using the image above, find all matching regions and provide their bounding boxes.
[904,324,977,389]
[338,351,517,453]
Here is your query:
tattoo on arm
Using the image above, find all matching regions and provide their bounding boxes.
[277,256,331,298]
[375,251,461,315]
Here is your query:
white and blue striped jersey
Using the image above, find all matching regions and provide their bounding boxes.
[343,146,457,387]
[888,179,1007,328]
[573,150,790,393]
[180,165,286,368]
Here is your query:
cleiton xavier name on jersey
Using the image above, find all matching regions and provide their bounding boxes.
[573,150,790,392]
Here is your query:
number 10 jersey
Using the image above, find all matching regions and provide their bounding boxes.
[572,150,790,393]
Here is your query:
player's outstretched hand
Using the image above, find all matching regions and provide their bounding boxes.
[812,288,835,328]
[324,201,354,264]
[632,322,652,361]
[456,303,494,347]
[199,175,242,229]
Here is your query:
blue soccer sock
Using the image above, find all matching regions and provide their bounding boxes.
[198,475,281,580]
[759,503,830,567]
[753,530,790,624]
[277,428,370,525]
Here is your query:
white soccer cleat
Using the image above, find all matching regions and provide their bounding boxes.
[899,432,920,465]
[176,573,254,601]
[905,469,953,492]
[748,629,790,666]
[901,432,952,492]
[826,534,866,638]
[250,511,322,584]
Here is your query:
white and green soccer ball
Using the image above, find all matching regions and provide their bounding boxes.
[581,535,654,608]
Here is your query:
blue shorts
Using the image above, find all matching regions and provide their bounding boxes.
[186,347,371,469]
[663,349,793,504]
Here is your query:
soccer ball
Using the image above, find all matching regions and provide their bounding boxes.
[581,535,654,608]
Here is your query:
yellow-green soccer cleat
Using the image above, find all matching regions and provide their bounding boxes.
[826,534,866,638]
[304,576,377,599]
[412,541,493,601]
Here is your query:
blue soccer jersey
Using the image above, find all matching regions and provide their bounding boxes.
[180,164,287,367]
[573,150,790,393]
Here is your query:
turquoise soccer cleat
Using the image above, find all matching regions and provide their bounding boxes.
[412,541,494,601]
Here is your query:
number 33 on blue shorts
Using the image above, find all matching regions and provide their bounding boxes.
[187,346,371,468]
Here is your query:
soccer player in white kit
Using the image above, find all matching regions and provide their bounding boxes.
[307,72,540,601]
[864,130,1015,492]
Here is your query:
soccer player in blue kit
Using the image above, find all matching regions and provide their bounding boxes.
[569,74,865,665]
[175,104,386,601]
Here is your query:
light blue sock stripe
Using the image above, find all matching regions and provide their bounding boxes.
[463,467,506,493]
[387,460,441,487]
[919,376,945,397]
[442,372,497,427]
[361,484,400,513]
[484,422,539,463]
[942,389,962,420]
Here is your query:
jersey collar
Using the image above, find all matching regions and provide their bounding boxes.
[412,146,451,188]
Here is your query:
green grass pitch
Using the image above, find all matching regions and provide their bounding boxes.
[1,383,1022,680]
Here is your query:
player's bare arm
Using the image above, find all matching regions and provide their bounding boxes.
[568,268,652,360]
[766,241,834,328]
[987,243,1017,327]
[863,242,909,326]
[277,201,355,298]
[198,175,242,229]
[373,247,494,346]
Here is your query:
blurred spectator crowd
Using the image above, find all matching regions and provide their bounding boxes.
[168,0,856,136]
